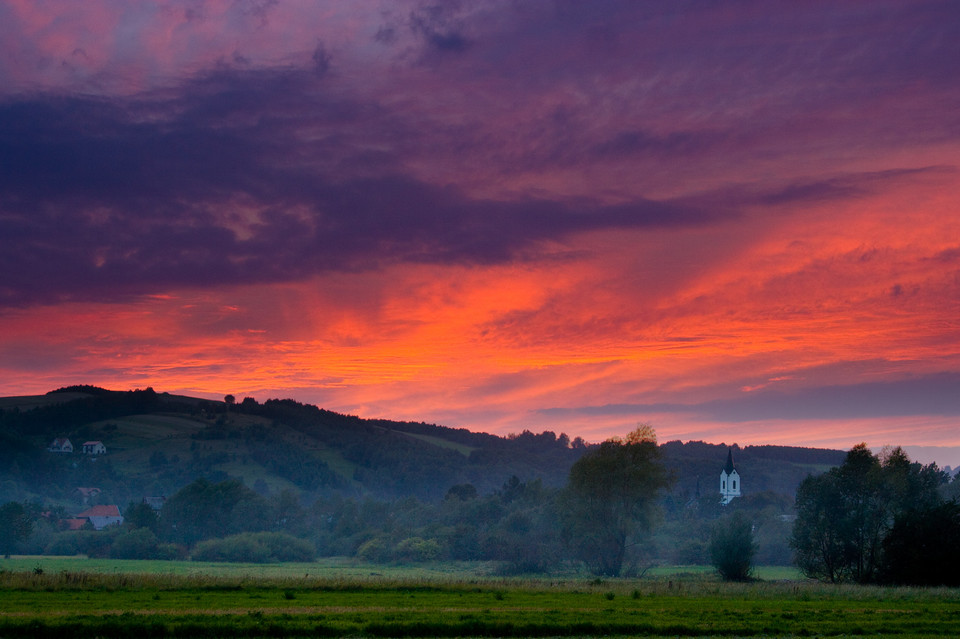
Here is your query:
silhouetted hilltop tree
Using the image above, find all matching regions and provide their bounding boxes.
[0,388,169,441]
[48,385,114,396]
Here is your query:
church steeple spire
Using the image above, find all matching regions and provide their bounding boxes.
[720,447,741,505]
[724,448,735,475]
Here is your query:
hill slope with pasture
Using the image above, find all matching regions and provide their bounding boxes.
[0,386,844,509]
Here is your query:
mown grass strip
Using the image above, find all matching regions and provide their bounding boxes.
[2,613,958,639]
[2,568,959,638]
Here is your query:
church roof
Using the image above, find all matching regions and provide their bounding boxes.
[724,448,736,475]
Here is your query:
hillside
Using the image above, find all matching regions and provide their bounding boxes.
[0,386,843,510]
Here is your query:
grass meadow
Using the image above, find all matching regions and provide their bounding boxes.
[2,556,959,637]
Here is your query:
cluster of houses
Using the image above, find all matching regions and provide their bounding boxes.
[41,437,742,532]
[47,438,107,455]
[45,437,123,529]
[57,497,165,531]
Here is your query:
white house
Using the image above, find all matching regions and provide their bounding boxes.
[720,448,741,505]
[47,438,73,453]
[82,441,107,455]
[74,504,123,530]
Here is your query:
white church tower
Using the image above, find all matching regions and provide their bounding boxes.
[720,448,741,505]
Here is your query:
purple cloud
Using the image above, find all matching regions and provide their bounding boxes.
[0,68,722,307]
[537,372,960,422]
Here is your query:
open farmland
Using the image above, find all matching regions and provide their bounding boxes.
[1,560,958,637]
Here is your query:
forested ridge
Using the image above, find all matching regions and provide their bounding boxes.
[0,386,587,502]
[1,385,841,505]
[0,385,868,571]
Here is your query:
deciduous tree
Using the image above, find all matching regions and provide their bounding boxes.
[0,502,32,555]
[561,425,672,576]
[880,500,960,586]
[710,512,757,581]
[791,444,947,583]
[160,478,270,546]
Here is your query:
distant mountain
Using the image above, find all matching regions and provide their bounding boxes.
[0,386,845,508]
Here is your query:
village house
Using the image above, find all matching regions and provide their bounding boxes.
[64,504,124,531]
[82,441,106,455]
[47,437,73,453]
[61,517,91,531]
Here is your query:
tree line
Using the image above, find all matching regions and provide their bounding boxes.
[0,427,667,575]
[3,387,957,584]
[0,425,837,580]
[791,443,959,586]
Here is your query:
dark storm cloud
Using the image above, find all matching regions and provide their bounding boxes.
[408,3,471,53]
[757,167,957,207]
[3,1,958,308]
[0,69,716,307]
[675,166,958,216]
[311,42,332,76]
[591,129,724,159]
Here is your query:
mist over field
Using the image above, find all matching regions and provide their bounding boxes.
[2,385,958,587]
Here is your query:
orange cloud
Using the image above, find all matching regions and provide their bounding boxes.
[3,166,957,453]
[2,2,959,464]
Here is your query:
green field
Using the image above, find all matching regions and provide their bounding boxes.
[2,557,959,637]
[1,556,804,581]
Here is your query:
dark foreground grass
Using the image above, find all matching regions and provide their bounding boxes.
[1,569,959,637]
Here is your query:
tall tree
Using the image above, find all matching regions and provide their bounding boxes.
[791,444,947,583]
[160,479,271,546]
[880,500,960,586]
[0,502,33,556]
[791,470,852,583]
[561,425,672,576]
[124,501,160,533]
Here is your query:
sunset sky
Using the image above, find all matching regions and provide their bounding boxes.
[2,1,959,465]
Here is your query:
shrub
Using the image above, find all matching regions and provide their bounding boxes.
[394,537,441,562]
[191,532,315,563]
[111,528,160,559]
[45,533,80,556]
[356,536,391,563]
[50,529,120,558]
[193,535,271,563]
[258,533,316,562]
[710,512,757,581]
[156,543,187,561]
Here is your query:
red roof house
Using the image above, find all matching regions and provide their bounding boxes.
[74,504,124,530]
